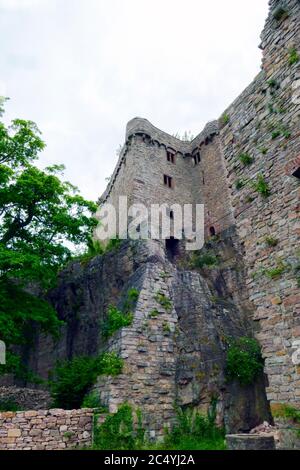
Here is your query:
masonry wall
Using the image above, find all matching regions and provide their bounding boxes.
[0,409,93,450]
[219,0,300,406]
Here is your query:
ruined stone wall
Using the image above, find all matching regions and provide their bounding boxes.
[219,0,300,406]
[0,387,51,411]
[0,408,93,450]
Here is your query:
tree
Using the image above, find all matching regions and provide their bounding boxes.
[0,98,98,377]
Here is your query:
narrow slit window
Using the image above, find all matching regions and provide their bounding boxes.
[170,210,174,220]
[167,151,175,164]
[292,167,300,179]
[193,152,201,165]
[163,174,173,188]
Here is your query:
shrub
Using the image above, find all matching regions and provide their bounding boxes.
[106,237,122,252]
[82,391,107,410]
[0,399,19,412]
[103,306,133,338]
[50,352,123,409]
[190,252,219,269]
[265,236,278,247]
[239,153,254,166]
[260,147,268,155]
[154,292,172,311]
[289,47,299,66]
[225,337,264,385]
[93,403,142,450]
[235,178,246,190]
[221,114,230,126]
[273,6,289,22]
[264,261,286,279]
[252,174,270,197]
[163,402,225,450]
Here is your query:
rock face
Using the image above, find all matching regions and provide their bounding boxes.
[0,387,52,411]
[22,233,271,437]
[226,434,276,451]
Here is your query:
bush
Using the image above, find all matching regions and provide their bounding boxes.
[226,337,264,385]
[103,306,133,338]
[93,403,141,450]
[162,402,225,450]
[0,399,19,412]
[190,252,219,269]
[81,391,107,410]
[50,352,123,409]
[289,47,299,66]
[273,6,289,22]
[252,174,270,198]
[154,292,172,311]
[239,153,254,166]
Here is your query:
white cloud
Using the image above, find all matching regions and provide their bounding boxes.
[0,0,270,201]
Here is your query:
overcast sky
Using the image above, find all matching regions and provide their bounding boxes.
[0,0,269,201]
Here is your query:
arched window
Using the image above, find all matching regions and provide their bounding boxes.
[209,226,216,236]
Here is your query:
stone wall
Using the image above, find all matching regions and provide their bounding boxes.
[219,0,300,407]
[0,408,93,450]
[0,387,52,411]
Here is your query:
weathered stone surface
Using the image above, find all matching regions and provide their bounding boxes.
[226,434,276,450]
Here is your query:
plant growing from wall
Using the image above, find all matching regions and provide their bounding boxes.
[0,399,19,412]
[264,260,286,279]
[102,306,133,338]
[50,352,123,409]
[81,391,107,410]
[265,236,278,247]
[93,403,145,450]
[102,288,139,338]
[225,337,264,386]
[289,47,299,66]
[239,153,254,166]
[221,114,230,126]
[235,178,247,190]
[273,5,289,22]
[252,174,271,198]
[190,252,219,269]
[154,292,172,311]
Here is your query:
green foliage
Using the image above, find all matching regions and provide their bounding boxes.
[102,289,138,338]
[272,403,300,422]
[235,178,246,190]
[102,306,133,338]
[252,174,270,197]
[271,129,281,139]
[239,153,254,166]
[221,114,230,126]
[0,99,97,375]
[289,47,299,66]
[93,402,225,451]
[260,147,268,155]
[264,261,286,279]
[105,237,121,253]
[265,236,278,247]
[190,252,219,269]
[93,403,142,450]
[0,398,19,411]
[162,402,225,451]
[82,391,107,410]
[50,352,123,409]
[225,337,264,385]
[267,78,279,89]
[273,6,289,22]
[149,309,160,318]
[162,322,171,334]
[154,292,172,311]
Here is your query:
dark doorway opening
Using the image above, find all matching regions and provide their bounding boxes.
[209,226,216,236]
[292,167,300,179]
[166,237,179,261]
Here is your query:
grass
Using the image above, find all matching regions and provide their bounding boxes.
[92,402,226,451]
